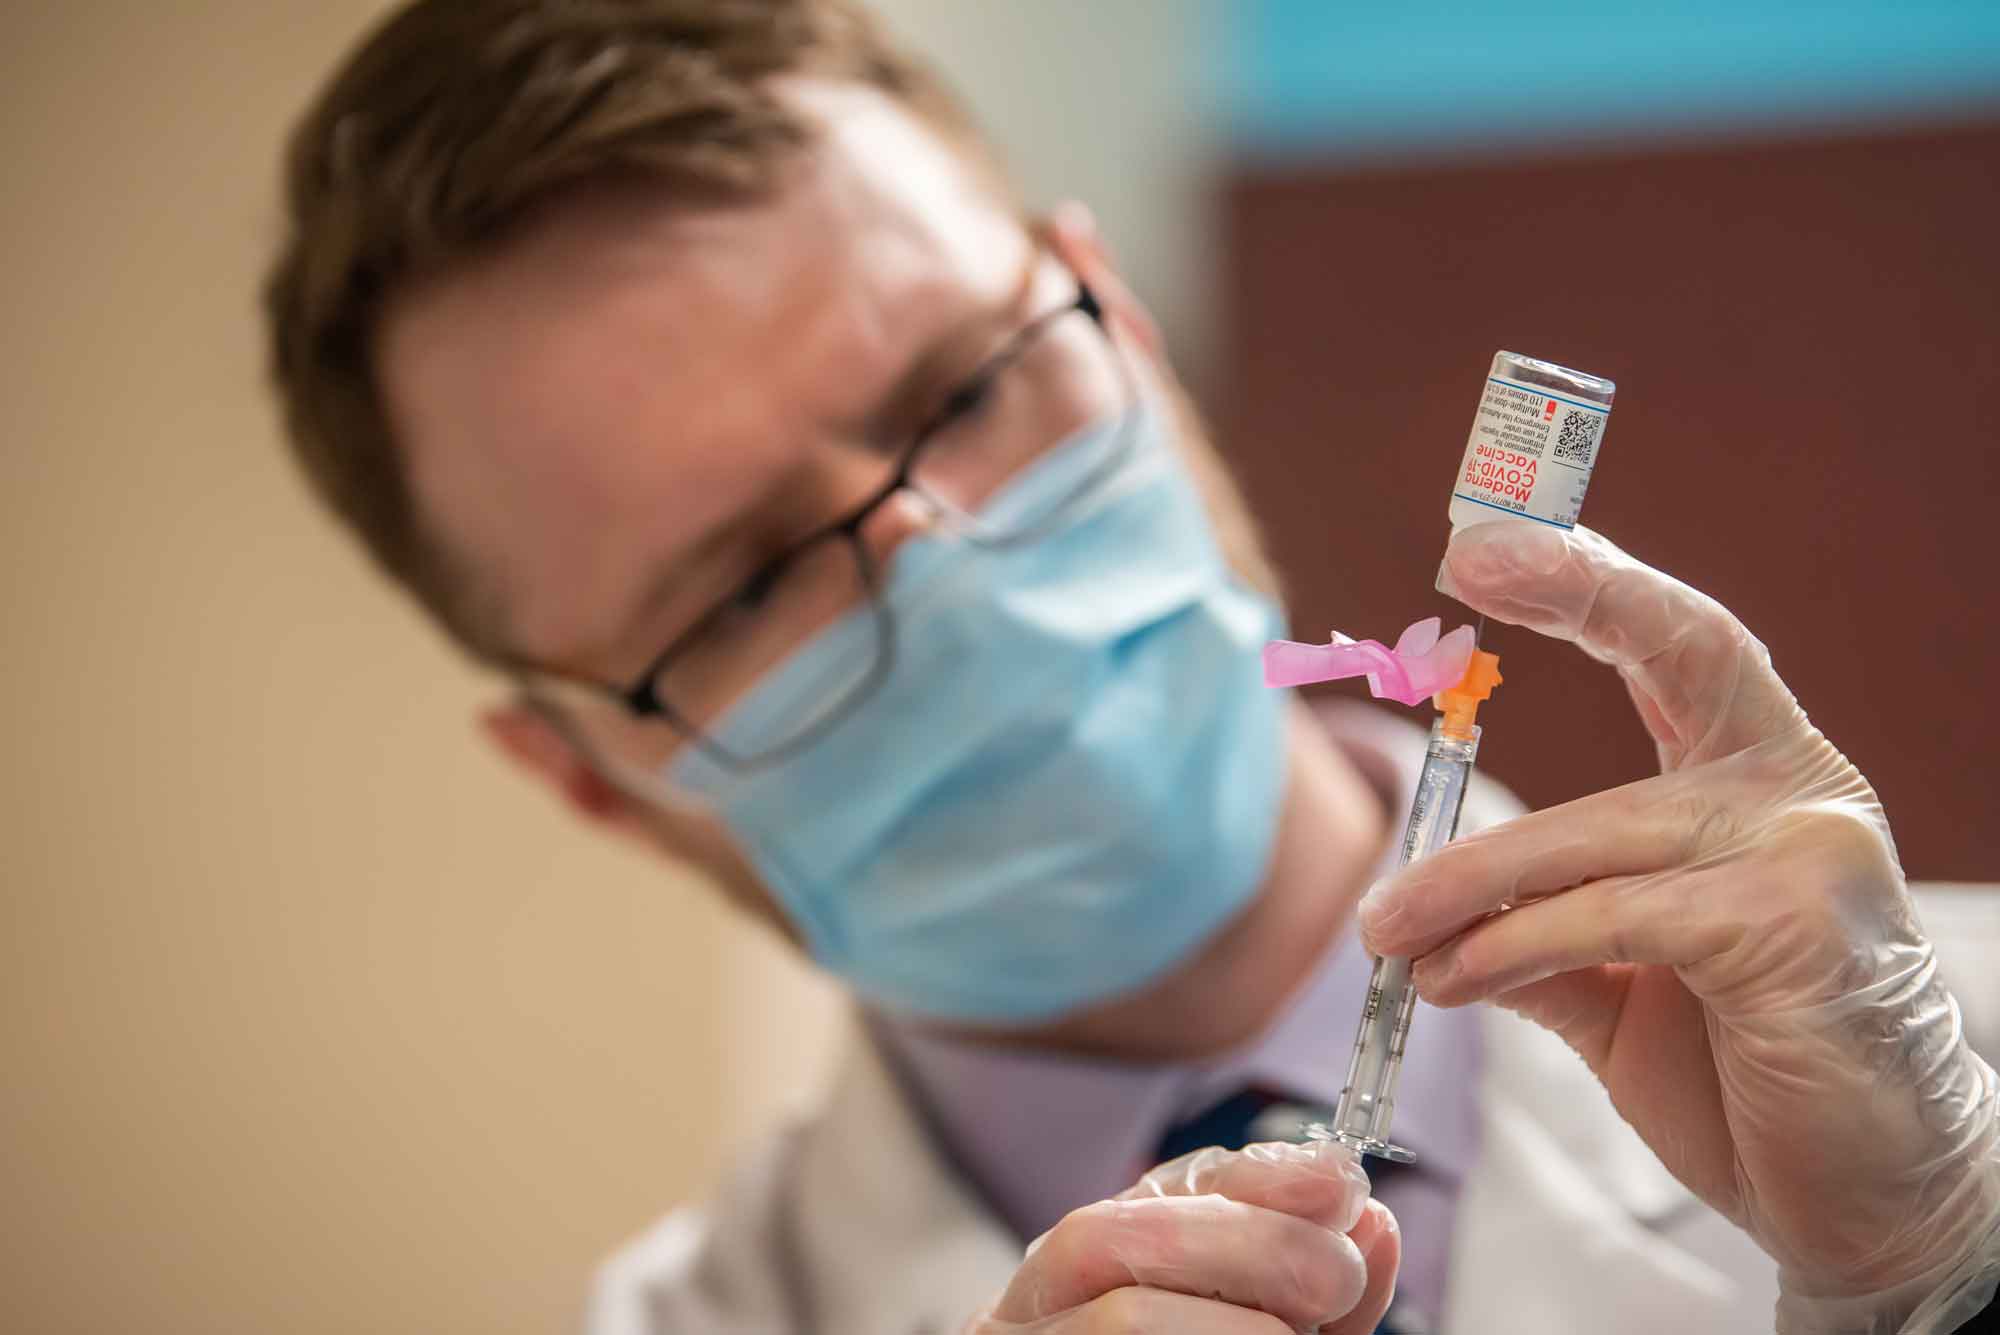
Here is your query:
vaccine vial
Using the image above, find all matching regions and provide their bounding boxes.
[1445,351,1615,544]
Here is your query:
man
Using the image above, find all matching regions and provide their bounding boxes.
[266,3,2000,1332]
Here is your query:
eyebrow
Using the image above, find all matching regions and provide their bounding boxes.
[851,247,1045,448]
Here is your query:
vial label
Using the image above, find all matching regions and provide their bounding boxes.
[1449,373,1610,531]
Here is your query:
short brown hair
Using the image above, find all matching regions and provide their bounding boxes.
[265,0,981,660]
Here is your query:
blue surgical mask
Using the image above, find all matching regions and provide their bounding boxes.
[669,397,1289,1025]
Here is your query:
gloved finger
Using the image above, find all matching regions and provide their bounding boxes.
[1358,767,1732,960]
[992,1194,1371,1330]
[1408,797,1898,1011]
[1120,1137,1373,1231]
[1320,1199,1401,1335]
[982,1202,1402,1335]
[1388,793,1896,1006]
[1441,523,1804,768]
[982,1286,1293,1333]
[1406,863,1741,1007]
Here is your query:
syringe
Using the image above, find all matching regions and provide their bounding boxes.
[1328,648,1502,1162]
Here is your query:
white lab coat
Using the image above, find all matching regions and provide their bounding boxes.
[588,891,1999,1335]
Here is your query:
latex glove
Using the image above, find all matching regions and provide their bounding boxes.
[965,1139,1399,1334]
[1359,523,2000,1334]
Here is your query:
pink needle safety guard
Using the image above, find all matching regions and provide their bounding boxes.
[1262,616,1476,708]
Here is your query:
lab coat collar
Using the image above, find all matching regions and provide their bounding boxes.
[789,1022,1023,1335]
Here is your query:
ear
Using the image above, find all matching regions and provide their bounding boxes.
[1044,200,1165,360]
[480,702,648,836]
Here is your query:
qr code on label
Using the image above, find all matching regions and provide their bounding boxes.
[1552,408,1602,464]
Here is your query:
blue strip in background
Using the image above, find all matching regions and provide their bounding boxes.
[1215,1,2000,162]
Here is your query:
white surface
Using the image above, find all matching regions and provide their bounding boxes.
[1914,883,2000,1063]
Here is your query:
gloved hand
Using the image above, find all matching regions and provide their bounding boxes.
[965,1139,1399,1333]
[1358,523,2000,1334]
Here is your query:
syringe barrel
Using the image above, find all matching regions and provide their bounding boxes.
[1332,953,1418,1144]
[1330,720,1482,1159]
[1401,723,1479,868]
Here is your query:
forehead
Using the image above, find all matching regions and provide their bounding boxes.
[377,80,1027,665]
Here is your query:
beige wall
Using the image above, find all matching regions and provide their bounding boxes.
[0,4,843,1331]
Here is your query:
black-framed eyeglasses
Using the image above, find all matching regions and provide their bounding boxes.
[537,270,1141,773]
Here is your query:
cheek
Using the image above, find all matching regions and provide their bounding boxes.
[551,691,800,942]
[568,696,698,780]
[633,796,802,946]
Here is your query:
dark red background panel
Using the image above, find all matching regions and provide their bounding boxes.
[1218,121,2000,878]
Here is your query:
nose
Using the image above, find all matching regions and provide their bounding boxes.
[856,486,943,569]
